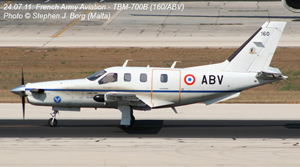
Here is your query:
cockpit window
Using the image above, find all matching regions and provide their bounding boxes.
[99,73,118,84]
[87,70,107,81]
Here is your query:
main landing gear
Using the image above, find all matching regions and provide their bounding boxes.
[48,110,58,127]
[119,105,135,129]
[121,114,135,129]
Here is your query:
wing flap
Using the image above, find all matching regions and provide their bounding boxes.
[135,94,174,108]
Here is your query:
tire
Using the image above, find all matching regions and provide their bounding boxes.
[131,115,135,125]
[121,125,132,129]
[48,118,58,127]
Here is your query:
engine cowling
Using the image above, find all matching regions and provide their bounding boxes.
[282,0,300,13]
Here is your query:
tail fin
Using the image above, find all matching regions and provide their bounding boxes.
[224,22,286,72]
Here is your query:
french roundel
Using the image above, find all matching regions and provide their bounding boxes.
[184,74,196,85]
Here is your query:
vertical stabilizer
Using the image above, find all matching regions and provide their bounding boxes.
[224,22,286,72]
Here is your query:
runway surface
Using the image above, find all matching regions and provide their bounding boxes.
[1,103,300,138]
[1,119,300,138]
[0,1,299,47]
[1,104,300,166]
[1,137,300,167]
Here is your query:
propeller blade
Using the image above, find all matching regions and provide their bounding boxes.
[22,96,25,119]
[21,66,24,85]
[21,66,25,119]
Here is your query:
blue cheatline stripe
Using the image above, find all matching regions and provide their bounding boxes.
[25,88,240,93]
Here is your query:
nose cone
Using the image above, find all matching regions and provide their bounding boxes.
[11,85,26,96]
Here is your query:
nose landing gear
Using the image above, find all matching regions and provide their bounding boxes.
[48,110,59,127]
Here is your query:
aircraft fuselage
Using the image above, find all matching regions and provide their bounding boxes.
[24,66,272,110]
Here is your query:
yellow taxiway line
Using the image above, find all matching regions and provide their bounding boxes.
[53,3,101,38]
[0,1,12,8]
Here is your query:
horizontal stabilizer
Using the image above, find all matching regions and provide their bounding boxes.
[256,67,288,80]
[204,92,240,105]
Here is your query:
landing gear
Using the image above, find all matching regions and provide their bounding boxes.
[122,113,135,129]
[119,105,135,129]
[48,110,59,127]
[48,118,57,127]
[131,114,135,125]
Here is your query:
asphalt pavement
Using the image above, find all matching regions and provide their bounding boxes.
[0,119,300,138]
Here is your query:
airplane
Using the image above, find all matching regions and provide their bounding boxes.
[11,21,287,128]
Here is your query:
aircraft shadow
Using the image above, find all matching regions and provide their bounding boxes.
[1,119,300,138]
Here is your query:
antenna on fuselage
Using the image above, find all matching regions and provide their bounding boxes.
[122,59,133,67]
[171,106,178,114]
[171,61,181,68]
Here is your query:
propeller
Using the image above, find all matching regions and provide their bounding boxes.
[21,66,25,119]
[21,66,24,85]
[22,95,25,119]
[11,67,26,119]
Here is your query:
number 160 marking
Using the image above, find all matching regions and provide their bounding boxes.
[261,31,270,36]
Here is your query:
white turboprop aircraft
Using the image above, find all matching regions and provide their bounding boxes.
[11,21,287,128]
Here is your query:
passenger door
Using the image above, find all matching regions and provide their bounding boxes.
[151,69,181,106]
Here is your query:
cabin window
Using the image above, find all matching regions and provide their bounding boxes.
[87,70,106,81]
[140,73,147,82]
[98,73,118,84]
[161,74,168,83]
[124,73,131,82]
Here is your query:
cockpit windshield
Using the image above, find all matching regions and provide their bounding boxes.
[98,73,118,84]
[87,70,107,81]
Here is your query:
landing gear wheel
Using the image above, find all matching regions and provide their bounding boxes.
[121,125,132,129]
[48,110,59,127]
[48,118,58,127]
[131,114,135,125]
[121,115,135,129]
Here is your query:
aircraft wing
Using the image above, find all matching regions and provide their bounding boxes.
[104,92,150,108]
[105,92,174,108]
[135,94,175,108]
[105,92,139,102]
